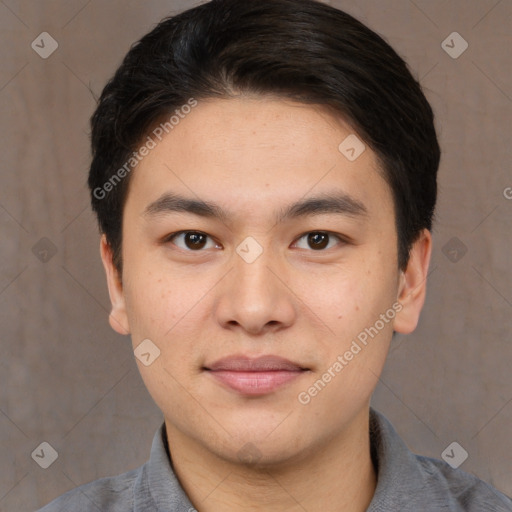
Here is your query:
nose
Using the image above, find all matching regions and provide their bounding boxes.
[214,243,297,335]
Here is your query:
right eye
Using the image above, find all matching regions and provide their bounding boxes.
[164,231,222,251]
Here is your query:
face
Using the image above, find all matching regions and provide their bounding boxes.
[102,96,430,466]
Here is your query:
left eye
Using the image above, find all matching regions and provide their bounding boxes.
[293,231,342,251]
[167,231,220,251]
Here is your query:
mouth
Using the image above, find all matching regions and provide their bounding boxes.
[203,355,309,396]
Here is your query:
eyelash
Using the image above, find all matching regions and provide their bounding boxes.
[162,230,348,252]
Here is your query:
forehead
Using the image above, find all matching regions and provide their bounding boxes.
[125,97,394,223]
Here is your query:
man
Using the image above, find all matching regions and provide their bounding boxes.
[38,0,512,510]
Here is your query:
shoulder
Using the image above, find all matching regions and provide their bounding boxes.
[368,408,512,511]
[415,454,512,511]
[36,466,142,512]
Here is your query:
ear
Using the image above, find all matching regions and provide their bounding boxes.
[100,234,130,335]
[393,229,432,334]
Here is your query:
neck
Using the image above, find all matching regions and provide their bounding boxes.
[165,407,377,512]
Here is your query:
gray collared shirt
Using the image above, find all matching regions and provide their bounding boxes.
[37,408,512,511]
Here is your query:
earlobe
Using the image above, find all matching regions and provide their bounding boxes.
[393,229,432,335]
[100,235,130,335]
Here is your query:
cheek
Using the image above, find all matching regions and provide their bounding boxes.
[122,270,206,408]
[306,257,396,326]
[302,256,398,378]
[122,265,220,379]
[122,269,188,343]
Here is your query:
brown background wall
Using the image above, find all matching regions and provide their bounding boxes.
[0,1,511,510]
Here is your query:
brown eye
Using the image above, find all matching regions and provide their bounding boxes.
[184,232,207,249]
[293,231,343,251]
[307,232,330,250]
[167,231,218,251]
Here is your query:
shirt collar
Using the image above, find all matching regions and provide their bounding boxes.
[135,423,195,511]
[366,407,430,510]
[135,407,429,511]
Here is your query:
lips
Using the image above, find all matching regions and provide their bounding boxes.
[204,355,308,395]
[206,355,306,372]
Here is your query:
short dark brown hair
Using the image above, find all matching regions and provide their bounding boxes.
[88,0,440,273]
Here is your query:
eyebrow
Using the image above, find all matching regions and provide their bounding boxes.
[142,191,368,223]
